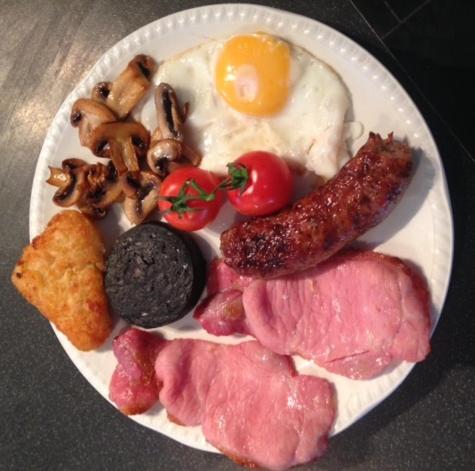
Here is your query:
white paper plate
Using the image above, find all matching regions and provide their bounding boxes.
[29,4,453,454]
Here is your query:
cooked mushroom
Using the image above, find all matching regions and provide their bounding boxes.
[70,99,116,149]
[146,138,181,174]
[154,83,187,141]
[91,55,157,119]
[119,173,142,199]
[47,159,123,218]
[77,205,107,219]
[47,159,89,207]
[145,83,199,178]
[90,121,150,196]
[123,172,161,225]
[150,126,163,143]
[80,161,123,211]
[47,158,87,186]
[146,138,201,178]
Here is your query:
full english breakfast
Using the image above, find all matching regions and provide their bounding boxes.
[12,31,435,469]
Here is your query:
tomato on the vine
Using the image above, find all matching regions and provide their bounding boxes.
[158,167,223,232]
[159,152,292,230]
[225,151,293,216]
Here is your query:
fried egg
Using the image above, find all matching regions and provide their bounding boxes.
[141,33,354,179]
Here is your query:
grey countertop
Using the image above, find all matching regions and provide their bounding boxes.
[1,1,474,470]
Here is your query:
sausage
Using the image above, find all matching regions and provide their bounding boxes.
[220,133,412,278]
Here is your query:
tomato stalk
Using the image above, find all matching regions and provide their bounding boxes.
[160,164,249,217]
[218,163,249,194]
[159,178,217,217]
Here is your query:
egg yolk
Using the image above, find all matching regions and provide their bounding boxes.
[215,34,290,116]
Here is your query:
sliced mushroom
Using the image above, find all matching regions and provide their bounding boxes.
[47,159,86,187]
[47,159,89,207]
[47,167,69,187]
[91,55,157,119]
[80,161,123,210]
[146,138,201,178]
[90,121,150,196]
[77,206,107,219]
[119,173,142,199]
[146,138,181,174]
[123,172,161,225]
[154,83,187,141]
[62,158,90,169]
[70,99,116,149]
[146,83,199,178]
[150,126,163,143]
[47,159,123,218]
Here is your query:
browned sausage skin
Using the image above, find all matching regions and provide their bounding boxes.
[220,133,412,278]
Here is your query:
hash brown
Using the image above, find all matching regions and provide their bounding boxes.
[12,210,112,350]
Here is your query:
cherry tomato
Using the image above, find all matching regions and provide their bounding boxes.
[227,151,293,216]
[159,167,223,231]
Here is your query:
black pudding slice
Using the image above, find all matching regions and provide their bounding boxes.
[105,222,205,328]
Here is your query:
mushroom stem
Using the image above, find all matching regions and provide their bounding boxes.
[122,138,140,173]
[47,167,70,187]
[108,140,129,175]
[90,121,150,197]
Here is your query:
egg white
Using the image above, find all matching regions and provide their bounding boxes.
[139,37,355,180]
